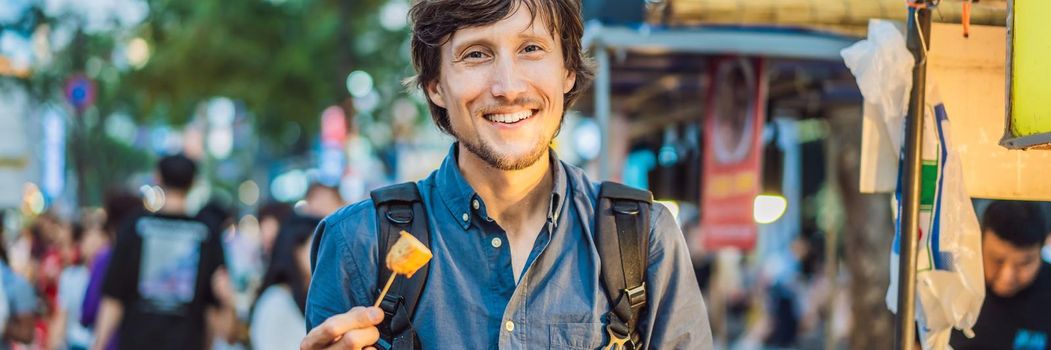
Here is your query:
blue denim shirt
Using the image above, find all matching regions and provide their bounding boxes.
[306,146,713,349]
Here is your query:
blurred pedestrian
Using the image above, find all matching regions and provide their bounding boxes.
[79,190,142,347]
[30,213,69,348]
[49,218,108,350]
[0,233,41,348]
[951,200,1051,349]
[196,198,257,349]
[91,155,234,350]
[256,202,292,259]
[196,200,235,238]
[301,183,343,220]
[249,215,317,350]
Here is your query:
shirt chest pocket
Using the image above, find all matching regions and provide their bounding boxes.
[548,322,606,350]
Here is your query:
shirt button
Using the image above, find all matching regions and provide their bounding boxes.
[504,320,515,332]
[491,237,503,248]
[462,213,469,222]
[472,199,480,210]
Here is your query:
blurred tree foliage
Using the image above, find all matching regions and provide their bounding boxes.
[127,0,412,144]
[10,0,417,205]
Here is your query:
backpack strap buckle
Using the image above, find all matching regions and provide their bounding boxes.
[624,283,647,310]
[385,206,413,225]
[603,324,631,350]
[378,293,403,319]
[603,323,642,350]
[612,201,640,215]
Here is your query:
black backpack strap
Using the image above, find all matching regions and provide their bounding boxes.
[370,182,431,350]
[596,181,652,350]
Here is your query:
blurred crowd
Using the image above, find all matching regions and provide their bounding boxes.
[683,219,844,350]
[0,154,345,350]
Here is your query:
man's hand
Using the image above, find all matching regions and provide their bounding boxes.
[301,307,385,350]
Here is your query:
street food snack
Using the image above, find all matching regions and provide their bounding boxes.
[387,231,432,278]
[374,231,432,307]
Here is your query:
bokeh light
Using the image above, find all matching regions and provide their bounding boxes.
[239,180,260,206]
[753,194,788,224]
[345,70,373,98]
[126,37,150,68]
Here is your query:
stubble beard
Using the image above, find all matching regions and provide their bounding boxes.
[458,131,552,171]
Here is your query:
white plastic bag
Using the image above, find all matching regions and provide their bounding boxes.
[888,86,984,350]
[842,20,985,350]
[841,20,914,152]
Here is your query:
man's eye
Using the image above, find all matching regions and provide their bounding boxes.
[523,45,542,53]
[465,51,486,59]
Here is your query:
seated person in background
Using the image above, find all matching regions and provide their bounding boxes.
[951,200,1051,350]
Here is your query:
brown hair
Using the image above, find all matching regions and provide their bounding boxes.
[408,0,593,134]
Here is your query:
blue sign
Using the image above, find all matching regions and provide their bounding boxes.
[64,75,95,110]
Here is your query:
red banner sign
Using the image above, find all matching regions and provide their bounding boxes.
[700,57,767,251]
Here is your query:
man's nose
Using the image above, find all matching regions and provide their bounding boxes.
[490,55,526,101]
[997,264,1018,285]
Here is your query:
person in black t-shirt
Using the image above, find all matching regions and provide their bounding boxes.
[951,200,1051,350]
[91,155,235,350]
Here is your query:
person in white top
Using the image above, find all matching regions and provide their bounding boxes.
[249,214,318,350]
[51,222,110,350]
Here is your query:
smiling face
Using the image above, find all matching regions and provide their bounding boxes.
[425,5,576,171]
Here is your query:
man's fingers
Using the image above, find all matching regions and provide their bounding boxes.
[301,307,384,349]
[326,306,384,333]
[336,327,381,349]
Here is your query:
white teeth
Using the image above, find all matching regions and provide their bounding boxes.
[486,110,532,124]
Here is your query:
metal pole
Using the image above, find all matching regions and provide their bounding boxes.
[895,5,931,350]
[595,44,611,180]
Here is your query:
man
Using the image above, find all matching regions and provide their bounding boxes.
[91,155,235,350]
[950,201,1051,350]
[301,0,713,349]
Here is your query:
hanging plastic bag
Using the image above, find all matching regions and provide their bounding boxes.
[886,86,984,350]
[842,20,985,350]
[841,20,914,152]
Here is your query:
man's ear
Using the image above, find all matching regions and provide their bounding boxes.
[563,70,576,94]
[427,80,447,109]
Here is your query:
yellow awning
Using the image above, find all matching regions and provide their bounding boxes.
[662,0,1007,36]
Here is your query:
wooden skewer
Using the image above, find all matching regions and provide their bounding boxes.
[333,276,396,345]
[374,274,397,307]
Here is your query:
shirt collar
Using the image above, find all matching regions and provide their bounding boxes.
[548,151,568,227]
[436,144,476,230]
[435,143,569,231]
